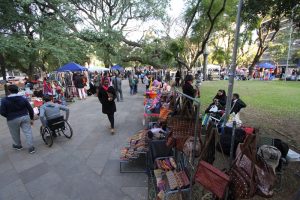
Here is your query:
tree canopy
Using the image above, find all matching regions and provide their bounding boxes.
[0,0,299,79]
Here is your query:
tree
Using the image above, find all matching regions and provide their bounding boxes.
[37,0,170,68]
[179,0,228,71]
[242,0,298,76]
[0,0,92,78]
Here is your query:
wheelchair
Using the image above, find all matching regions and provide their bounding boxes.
[40,116,73,147]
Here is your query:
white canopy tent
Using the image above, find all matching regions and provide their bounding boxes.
[87,66,110,72]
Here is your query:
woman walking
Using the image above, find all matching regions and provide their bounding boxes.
[98,78,117,134]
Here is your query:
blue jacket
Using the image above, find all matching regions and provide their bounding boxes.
[0,94,34,121]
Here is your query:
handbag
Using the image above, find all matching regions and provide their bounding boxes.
[227,134,257,199]
[193,122,229,199]
[195,161,230,199]
[183,136,202,160]
[255,154,277,198]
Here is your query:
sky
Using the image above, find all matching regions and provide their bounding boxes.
[125,0,185,41]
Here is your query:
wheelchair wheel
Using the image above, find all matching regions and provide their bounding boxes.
[40,126,53,147]
[61,120,73,139]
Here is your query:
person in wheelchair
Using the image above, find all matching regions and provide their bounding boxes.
[39,95,69,137]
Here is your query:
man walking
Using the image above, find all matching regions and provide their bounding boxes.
[0,85,36,153]
[112,73,123,102]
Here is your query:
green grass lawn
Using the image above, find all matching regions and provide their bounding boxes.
[199,80,300,118]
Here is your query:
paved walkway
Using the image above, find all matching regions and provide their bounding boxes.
[0,81,147,200]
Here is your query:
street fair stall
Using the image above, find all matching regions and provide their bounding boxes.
[45,62,90,102]
[120,86,200,200]
[120,130,149,173]
[143,81,172,126]
[120,84,287,200]
[56,62,89,101]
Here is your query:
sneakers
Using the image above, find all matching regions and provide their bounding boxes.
[28,147,36,154]
[13,144,35,154]
[12,144,23,150]
[110,128,115,134]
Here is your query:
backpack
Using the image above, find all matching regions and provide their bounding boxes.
[273,138,289,158]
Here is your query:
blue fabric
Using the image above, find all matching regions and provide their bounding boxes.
[0,96,34,121]
[257,62,275,69]
[57,62,87,72]
[111,65,124,71]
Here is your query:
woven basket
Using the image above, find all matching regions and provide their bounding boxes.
[167,116,200,138]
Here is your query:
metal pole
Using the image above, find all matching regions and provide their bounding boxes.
[229,121,237,164]
[203,46,208,81]
[190,102,200,200]
[192,103,200,167]
[285,5,297,81]
[224,0,243,124]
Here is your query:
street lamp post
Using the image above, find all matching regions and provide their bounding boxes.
[203,46,209,81]
[223,0,243,124]
[285,5,299,81]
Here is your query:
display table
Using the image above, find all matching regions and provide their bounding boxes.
[120,130,149,173]
[120,151,148,173]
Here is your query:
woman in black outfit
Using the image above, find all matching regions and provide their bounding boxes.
[182,75,199,116]
[98,78,117,134]
[213,89,227,107]
[182,74,198,98]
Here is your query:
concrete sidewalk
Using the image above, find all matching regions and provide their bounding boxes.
[0,81,147,200]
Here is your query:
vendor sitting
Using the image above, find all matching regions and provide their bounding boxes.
[213,89,227,107]
[231,93,246,114]
[204,98,225,119]
[39,95,69,135]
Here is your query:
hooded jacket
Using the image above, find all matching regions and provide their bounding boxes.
[0,94,34,121]
[39,102,69,126]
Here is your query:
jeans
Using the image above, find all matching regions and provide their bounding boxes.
[134,85,137,94]
[130,85,134,95]
[7,115,34,147]
[116,89,123,101]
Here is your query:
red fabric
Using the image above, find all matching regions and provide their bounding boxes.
[195,161,230,199]
[242,127,255,135]
[33,100,43,107]
[102,85,109,91]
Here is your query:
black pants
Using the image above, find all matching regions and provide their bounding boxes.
[175,78,180,86]
[107,113,114,129]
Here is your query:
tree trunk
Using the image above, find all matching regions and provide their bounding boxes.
[203,53,209,81]
[248,48,264,78]
[28,63,35,80]
[0,53,8,96]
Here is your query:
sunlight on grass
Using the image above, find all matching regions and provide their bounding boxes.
[199,80,300,118]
